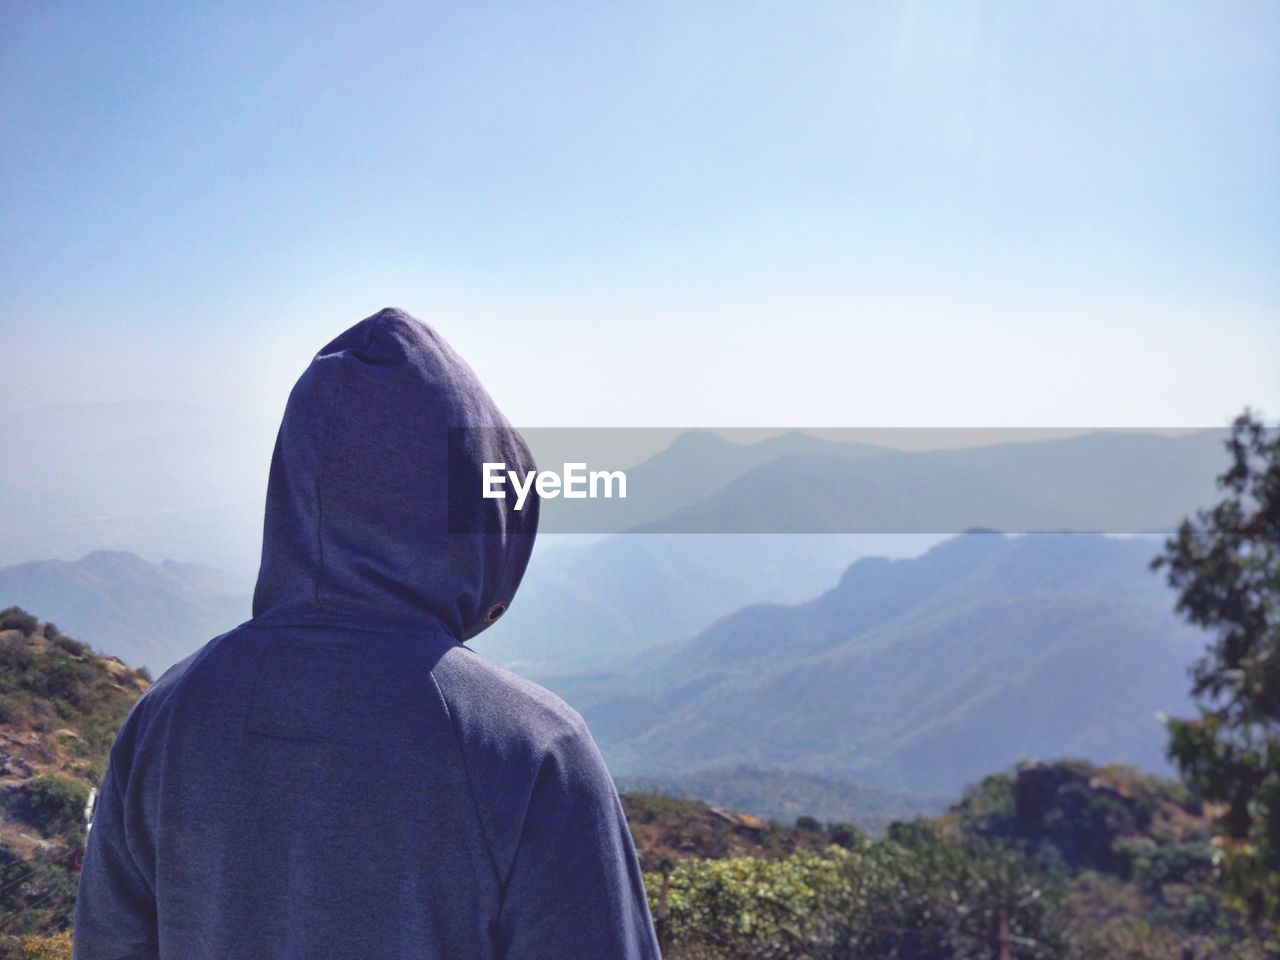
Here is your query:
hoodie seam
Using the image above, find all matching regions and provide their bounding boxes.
[312,370,348,608]
[427,670,503,889]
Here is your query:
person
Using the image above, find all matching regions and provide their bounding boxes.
[73,308,662,959]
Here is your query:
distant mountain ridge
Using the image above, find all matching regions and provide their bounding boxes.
[2,407,1227,681]
[616,765,947,831]
[476,533,937,673]
[545,533,1208,797]
[632,430,1224,533]
[2,402,1224,568]
[536,429,890,532]
[0,400,270,577]
[0,550,250,670]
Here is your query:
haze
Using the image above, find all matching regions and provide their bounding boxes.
[2,1,1277,437]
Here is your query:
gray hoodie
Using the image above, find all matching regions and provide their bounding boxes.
[73,308,661,959]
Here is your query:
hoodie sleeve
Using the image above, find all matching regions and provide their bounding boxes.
[495,719,661,959]
[73,757,158,960]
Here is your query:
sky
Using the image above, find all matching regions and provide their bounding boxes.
[2,0,1278,432]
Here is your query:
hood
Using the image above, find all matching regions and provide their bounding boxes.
[251,307,539,641]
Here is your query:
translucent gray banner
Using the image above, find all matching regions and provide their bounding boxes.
[450,427,1231,534]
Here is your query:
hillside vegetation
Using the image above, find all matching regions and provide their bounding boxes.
[645,761,1276,958]
[2,610,1273,958]
[0,608,148,952]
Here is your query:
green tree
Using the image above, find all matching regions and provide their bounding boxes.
[1153,410,1280,928]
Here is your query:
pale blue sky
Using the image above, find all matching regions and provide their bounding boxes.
[2,0,1277,430]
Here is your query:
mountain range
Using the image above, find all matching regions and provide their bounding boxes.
[542,533,1207,797]
[0,539,929,676]
[628,429,1224,533]
[1,404,1223,787]
[1,535,1206,804]
[0,550,250,670]
[3,401,1225,567]
[475,532,939,673]
[615,765,947,830]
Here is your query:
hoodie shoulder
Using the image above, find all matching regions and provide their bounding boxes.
[96,625,248,794]
[434,643,585,730]
[428,645,596,879]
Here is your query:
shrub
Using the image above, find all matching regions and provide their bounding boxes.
[21,775,90,839]
[1127,839,1216,895]
[0,846,79,938]
[0,693,33,727]
[0,606,39,637]
[49,632,88,658]
[652,849,852,959]
[648,830,1072,960]
[0,636,38,686]
[14,932,72,960]
[826,823,861,850]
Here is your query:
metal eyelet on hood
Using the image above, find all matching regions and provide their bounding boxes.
[485,602,507,623]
